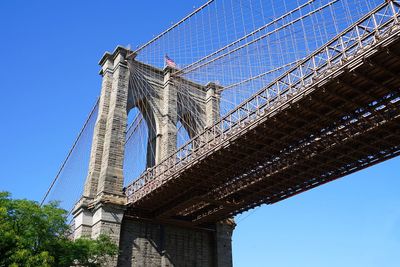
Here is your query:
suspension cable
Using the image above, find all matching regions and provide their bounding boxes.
[40,98,99,206]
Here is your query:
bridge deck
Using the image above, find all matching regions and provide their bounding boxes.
[126,3,400,226]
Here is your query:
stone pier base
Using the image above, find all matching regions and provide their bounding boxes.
[117,218,234,267]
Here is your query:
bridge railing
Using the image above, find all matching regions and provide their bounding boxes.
[126,0,400,202]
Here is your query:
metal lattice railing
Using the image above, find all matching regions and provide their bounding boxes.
[126,1,400,202]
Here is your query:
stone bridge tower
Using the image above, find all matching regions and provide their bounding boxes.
[72,46,234,267]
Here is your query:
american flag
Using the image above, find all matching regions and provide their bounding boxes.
[165,55,177,68]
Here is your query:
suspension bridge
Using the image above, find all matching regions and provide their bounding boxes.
[41,0,400,266]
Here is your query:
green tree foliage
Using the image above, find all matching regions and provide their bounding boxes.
[0,192,118,267]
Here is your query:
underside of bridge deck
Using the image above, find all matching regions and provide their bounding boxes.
[126,31,400,227]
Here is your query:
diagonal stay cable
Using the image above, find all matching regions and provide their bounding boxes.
[133,0,215,54]
[40,97,99,206]
[175,0,317,75]
[177,0,338,75]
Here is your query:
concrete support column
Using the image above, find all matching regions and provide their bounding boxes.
[72,198,93,239]
[91,203,126,266]
[83,56,114,199]
[93,48,130,265]
[215,219,235,267]
[118,219,235,267]
[96,49,129,197]
[147,129,157,167]
[73,53,116,239]
[73,47,131,266]
[91,203,125,240]
[160,66,178,160]
[205,82,222,128]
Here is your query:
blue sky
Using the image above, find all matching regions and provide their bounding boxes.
[0,1,399,266]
